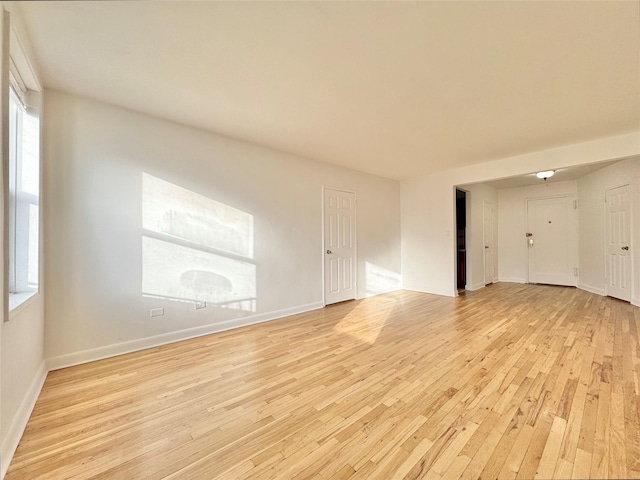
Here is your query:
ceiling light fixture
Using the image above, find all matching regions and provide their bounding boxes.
[536,170,555,181]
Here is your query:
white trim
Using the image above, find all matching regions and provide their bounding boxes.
[577,283,606,297]
[6,7,41,92]
[321,187,326,306]
[632,296,640,308]
[7,290,38,318]
[401,284,429,294]
[465,282,486,292]
[498,277,526,284]
[603,182,631,193]
[362,286,402,299]
[47,301,324,371]
[1,361,47,479]
[401,283,455,297]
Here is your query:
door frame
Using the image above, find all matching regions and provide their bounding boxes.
[455,188,469,291]
[525,194,578,285]
[604,183,633,301]
[322,186,357,306]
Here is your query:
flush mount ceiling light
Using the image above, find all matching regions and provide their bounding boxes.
[536,170,555,181]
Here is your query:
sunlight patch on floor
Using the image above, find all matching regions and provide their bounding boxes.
[333,297,397,344]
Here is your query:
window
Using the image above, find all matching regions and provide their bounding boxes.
[8,84,40,309]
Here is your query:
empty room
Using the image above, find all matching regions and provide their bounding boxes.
[1,1,639,479]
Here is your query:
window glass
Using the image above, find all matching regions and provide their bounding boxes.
[8,86,40,304]
[21,110,40,196]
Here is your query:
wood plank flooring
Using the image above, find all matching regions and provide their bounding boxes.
[6,283,640,479]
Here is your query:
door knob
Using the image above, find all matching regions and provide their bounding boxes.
[484,246,489,249]
[326,249,332,254]
[622,246,630,251]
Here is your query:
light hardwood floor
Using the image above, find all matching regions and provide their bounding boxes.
[6,283,640,479]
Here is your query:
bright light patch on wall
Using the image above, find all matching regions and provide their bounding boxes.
[142,237,256,310]
[142,174,256,311]
[143,173,253,258]
[365,261,401,297]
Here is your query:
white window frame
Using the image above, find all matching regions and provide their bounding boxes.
[8,86,39,298]
[5,16,42,315]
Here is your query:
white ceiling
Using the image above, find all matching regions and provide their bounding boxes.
[16,1,640,180]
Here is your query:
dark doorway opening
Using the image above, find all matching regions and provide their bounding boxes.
[456,189,467,291]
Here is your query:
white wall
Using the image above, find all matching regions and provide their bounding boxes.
[401,173,454,296]
[43,90,401,367]
[497,181,577,284]
[578,158,640,305]
[458,183,498,291]
[401,132,640,297]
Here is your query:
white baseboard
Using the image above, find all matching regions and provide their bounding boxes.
[498,277,526,284]
[401,284,422,293]
[402,284,455,298]
[47,302,324,371]
[577,283,606,296]
[1,361,48,479]
[465,282,486,292]
[632,296,639,308]
[362,286,402,299]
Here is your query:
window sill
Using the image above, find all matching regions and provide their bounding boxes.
[9,290,39,319]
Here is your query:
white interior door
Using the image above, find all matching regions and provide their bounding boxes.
[324,188,356,305]
[483,202,495,285]
[606,185,631,301]
[527,196,578,286]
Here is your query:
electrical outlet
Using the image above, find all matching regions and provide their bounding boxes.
[150,308,164,317]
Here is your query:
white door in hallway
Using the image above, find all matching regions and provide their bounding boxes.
[606,185,631,301]
[527,196,578,286]
[323,188,356,305]
[483,202,495,285]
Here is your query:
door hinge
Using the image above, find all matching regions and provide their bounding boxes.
[573,200,578,210]
[574,267,578,277]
